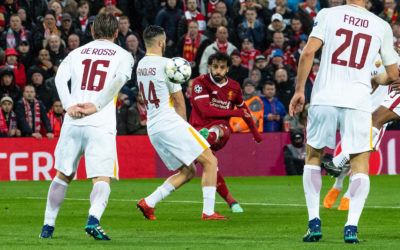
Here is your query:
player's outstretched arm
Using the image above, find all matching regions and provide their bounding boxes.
[289,37,322,117]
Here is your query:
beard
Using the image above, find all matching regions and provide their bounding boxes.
[211,72,225,83]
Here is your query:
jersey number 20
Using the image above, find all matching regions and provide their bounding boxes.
[139,81,160,110]
[81,59,110,91]
[331,28,372,69]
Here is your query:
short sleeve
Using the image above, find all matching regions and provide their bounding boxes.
[166,78,182,93]
[309,9,329,43]
[117,52,134,80]
[380,21,398,66]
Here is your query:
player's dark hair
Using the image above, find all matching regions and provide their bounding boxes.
[143,25,165,47]
[92,12,118,39]
[207,52,232,67]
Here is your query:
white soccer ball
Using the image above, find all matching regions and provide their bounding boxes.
[165,57,192,84]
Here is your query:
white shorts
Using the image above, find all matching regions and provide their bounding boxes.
[149,120,210,171]
[307,105,372,154]
[54,124,118,179]
[381,91,400,116]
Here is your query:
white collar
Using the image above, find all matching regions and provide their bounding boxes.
[209,73,228,88]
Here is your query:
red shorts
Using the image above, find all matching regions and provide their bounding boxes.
[195,121,231,151]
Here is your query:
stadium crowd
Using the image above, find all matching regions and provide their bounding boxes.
[0,0,399,139]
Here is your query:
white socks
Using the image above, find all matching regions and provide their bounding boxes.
[346,173,370,226]
[332,152,350,168]
[44,177,68,226]
[88,181,111,221]
[145,181,175,208]
[303,165,321,221]
[333,166,351,191]
[202,186,216,215]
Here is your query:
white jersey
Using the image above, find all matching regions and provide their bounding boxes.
[310,5,398,112]
[56,40,133,132]
[371,54,389,111]
[136,54,182,135]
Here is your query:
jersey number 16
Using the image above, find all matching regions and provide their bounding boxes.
[81,59,110,91]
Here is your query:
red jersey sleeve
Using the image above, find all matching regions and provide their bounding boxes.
[191,78,245,119]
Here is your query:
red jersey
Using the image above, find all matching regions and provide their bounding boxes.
[189,74,244,128]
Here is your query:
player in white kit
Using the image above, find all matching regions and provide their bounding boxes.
[39,13,134,240]
[289,0,399,243]
[135,25,227,220]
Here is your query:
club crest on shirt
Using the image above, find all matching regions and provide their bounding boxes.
[228,91,233,101]
[375,60,382,68]
[194,84,203,93]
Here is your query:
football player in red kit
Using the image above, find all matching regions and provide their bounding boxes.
[190,52,263,213]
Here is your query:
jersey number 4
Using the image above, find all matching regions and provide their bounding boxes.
[139,81,160,109]
[81,59,110,91]
[331,28,372,69]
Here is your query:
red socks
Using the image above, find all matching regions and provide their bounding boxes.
[216,171,237,207]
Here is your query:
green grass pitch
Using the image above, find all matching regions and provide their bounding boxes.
[1,175,400,249]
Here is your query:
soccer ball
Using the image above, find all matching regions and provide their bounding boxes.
[165,57,192,84]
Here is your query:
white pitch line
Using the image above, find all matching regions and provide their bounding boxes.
[16,197,400,209]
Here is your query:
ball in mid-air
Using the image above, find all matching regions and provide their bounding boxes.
[165,57,192,84]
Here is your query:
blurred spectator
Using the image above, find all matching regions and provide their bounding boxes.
[293,34,307,64]
[215,1,236,41]
[227,49,248,86]
[16,39,33,69]
[329,0,343,7]
[24,0,49,26]
[260,81,286,132]
[235,0,272,29]
[288,15,304,47]
[60,13,80,45]
[297,0,318,35]
[263,31,296,70]
[34,10,60,51]
[99,0,123,18]
[0,96,20,137]
[2,48,26,89]
[237,8,265,51]
[379,0,400,23]
[0,12,5,35]
[125,33,145,89]
[204,11,226,42]
[240,38,261,69]
[250,67,262,89]
[254,54,269,81]
[273,0,294,26]
[393,22,400,48]
[28,66,58,111]
[265,49,296,80]
[0,66,20,103]
[81,15,95,45]
[133,0,159,30]
[284,129,305,175]
[59,0,78,18]
[45,99,64,137]
[76,0,90,32]
[265,13,292,47]
[304,59,320,104]
[177,20,210,78]
[117,92,147,135]
[274,68,294,111]
[177,0,206,39]
[49,0,63,27]
[230,78,264,132]
[0,0,18,22]
[184,78,193,119]
[32,49,55,79]
[116,16,134,49]
[43,35,66,65]
[15,85,53,139]
[155,0,183,57]
[1,14,33,50]
[65,33,80,54]
[87,0,103,16]
[199,26,237,75]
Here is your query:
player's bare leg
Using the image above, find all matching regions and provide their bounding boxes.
[344,152,370,244]
[199,126,243,212]
[196,148,228,220]
[85,176,111,240]
[303,145,324,242]
[372,106,399,149]
[40,171,74,239]
[137,164,196,220]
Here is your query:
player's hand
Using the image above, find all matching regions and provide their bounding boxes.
[77,103,97,116]
[67,105,85,118]
[47,133,54,140]
[32,132,42,139]
[253,132,263,144]
[289,92,305,117]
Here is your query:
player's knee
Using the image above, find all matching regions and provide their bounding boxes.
[56,171,74,184]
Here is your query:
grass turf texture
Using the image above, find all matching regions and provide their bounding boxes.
[1,175,400,249]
